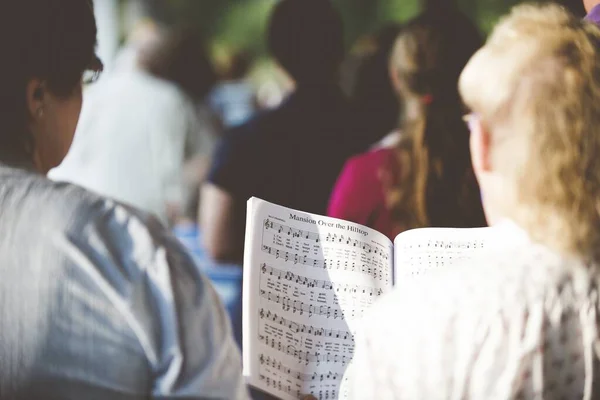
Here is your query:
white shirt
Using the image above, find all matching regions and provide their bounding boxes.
[343,223,600,399]
[50,69,206,224]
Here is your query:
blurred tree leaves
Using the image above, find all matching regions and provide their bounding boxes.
[213,1,276,55]
[155,0,585,59]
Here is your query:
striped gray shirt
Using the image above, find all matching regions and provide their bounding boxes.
[0,166,248,400]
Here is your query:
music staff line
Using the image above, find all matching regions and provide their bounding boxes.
[265,219,321,242]
[261,263,384,297]
[258,374,301,399]
[259,289,343,319]
[397,239,486,251]
[264,218,389,260]
[259,307,353,340]
[259,353,343,382]
[260,334,350,366]
[261,245,388,281]
[258,374,339,400]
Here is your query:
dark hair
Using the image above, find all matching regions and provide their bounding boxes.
[268,0,344,85]
[387,10,486,229]
[352,23,403,145]
[0,0,97,164]
[143,27,217,101]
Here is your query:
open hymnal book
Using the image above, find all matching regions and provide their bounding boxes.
[243,197,511,400]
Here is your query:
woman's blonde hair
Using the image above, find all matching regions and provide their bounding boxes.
[387,10,486,230]
[460,3,600,258]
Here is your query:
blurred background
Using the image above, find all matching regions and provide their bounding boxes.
[94,0,586,97]
[83,0,586,347]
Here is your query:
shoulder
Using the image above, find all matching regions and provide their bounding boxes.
[0,169,247,397]
[347,148,396,170]
[214,109,281,156]
[366,243,587,343]
[9,169,190,278]
[338,148,398,184]
[372,131,404,149]
[328,149,395,221]
[1,167,210,318]
[354,244,598,396]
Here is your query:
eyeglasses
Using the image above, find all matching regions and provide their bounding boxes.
[82,55,104,85]
[82,69,102,85]
[462,113,479,131]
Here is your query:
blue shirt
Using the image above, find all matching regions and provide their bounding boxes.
[207,84,367,261]
[209,81,256,128]
[0,166,248,399]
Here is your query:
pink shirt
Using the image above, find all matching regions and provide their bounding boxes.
[328,148,400,240]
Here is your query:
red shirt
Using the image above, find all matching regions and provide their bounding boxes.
[327,148,400,240]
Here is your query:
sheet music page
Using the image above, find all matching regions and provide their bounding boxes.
[243,198,393,400]
[393,225,521,281]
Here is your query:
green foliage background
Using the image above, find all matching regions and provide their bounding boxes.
[143,0,585,58]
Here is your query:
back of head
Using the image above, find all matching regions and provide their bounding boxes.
[353,23,403,144]
[460,4,600,257]
[0,0,97,165]
[268,0,344,85]
[392,8,482,102]
[386,9,485,230]
[142,27,217,101]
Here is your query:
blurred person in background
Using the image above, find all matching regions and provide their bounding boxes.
[328,7,486,240]
[0,0,246,398]
[344,4,600,398]
[202,0,365,263]
[209,50,258,128]
[111,20,163,73]
[350,23,403,148]
[50,26,218,226]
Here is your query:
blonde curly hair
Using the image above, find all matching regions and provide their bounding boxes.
[460,3,600,258]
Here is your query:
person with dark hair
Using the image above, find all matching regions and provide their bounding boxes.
[328,8,486,239]
[142,27,217,101]
[202,0,365,263]
[50,26,218,225]
[0,1,246,398]
[351,23,403,147]
[267,0,344,85]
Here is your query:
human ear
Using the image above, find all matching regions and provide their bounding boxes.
[389,65,403,98]
[25,78,47,120]
[469,117,492,176]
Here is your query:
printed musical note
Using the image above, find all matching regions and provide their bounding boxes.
[259,334,350,366]
[258,374,301,399]
[264,218,321,242]
[259,290,343,318]
[259,372,338,400]
[396,237,489,277]
[263,219,388,260]
[249,200,395,400]
[259,353,343,382]
[260,263,384,297]
[259,308,353,340]
[398,237,487,252]
[261,245,387,281]
[323,233,389,260]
